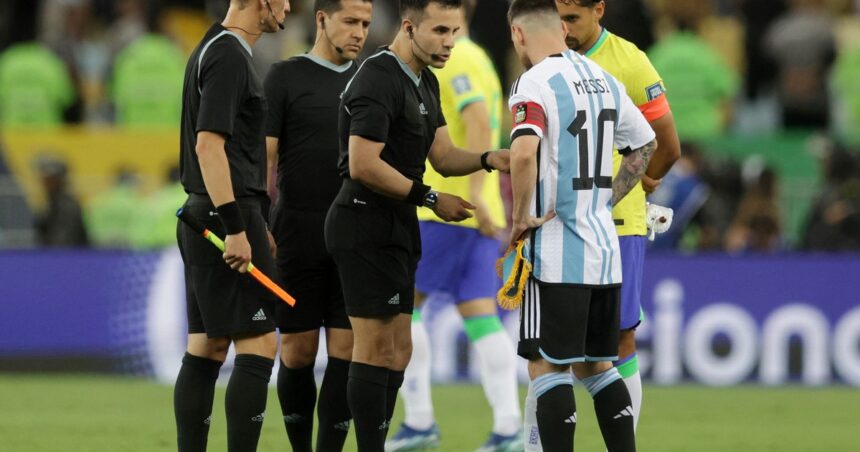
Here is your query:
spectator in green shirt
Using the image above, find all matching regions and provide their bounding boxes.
[0,43,75,127]
[111,34,185,128]
[649,23,739,141]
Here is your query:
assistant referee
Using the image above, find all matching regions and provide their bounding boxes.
[324,0,509,450]
[174,1,288,451]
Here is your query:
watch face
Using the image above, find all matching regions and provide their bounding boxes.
[424,191,438,208]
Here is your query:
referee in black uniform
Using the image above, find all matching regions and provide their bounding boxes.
[325,1,510,449]
[263,0,372,451]
[174,1,288,451]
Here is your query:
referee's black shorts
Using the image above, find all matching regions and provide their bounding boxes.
[272,206,350,333]
[518,278,621,364]
[324,179,421,318]
[177,194,278,338]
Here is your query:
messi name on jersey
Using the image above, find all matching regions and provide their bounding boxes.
[572,77,610,96]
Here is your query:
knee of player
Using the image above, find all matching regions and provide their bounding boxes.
[528,359,570,380]
[279,333,320,367]
[571,360,613,380]
[326,337,354,362]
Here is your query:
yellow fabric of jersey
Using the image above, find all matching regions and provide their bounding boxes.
[587,29,668,236]
[419,37,506,229]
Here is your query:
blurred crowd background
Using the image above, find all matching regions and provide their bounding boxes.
[1,0,860,253]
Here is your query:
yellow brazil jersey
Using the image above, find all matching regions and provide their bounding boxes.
[586,29,671,236]
[419,37,506,229]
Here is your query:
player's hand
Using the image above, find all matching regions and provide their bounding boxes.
[224,232,252,273]
[641,175,661,194]
[473,201,499,238]
[433,192,476,222]
[486,150,511,173]
[266,229,276,259]
[509,211,556,248]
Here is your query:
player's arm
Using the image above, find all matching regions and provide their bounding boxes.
[612,83,659,207]
[349,135,474,222]
[612,138,657,207]
[642,109,681,192]
[507,97,555,246]
[461,101,499,236]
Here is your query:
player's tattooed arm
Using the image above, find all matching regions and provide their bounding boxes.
[612,138,658,207]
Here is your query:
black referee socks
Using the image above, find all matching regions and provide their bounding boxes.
[175,352,223,452]
[385,369,405,434]
[348,362,389,452]
[277,361,316,452]
[317,357,352,452]
[226,354,274,452]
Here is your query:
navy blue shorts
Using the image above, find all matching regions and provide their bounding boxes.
[619,235,645,330]
[415,221,502,302]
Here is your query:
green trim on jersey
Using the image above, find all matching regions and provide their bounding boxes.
[585,28,609,58]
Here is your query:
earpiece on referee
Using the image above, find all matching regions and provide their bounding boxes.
[408,26,414,38]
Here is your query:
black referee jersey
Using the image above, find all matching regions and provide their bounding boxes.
[338,47,446,182]
[264,54,358,212]
[179,23,268,198]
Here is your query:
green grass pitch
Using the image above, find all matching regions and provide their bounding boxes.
[0,374,856,451]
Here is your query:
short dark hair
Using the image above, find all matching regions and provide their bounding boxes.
[462,0,477,23]
[508,0,559,23]
[557,0,602,7]
[399,0,463,20]
[314,0,373,15]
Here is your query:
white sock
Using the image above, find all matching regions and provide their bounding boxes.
[624,370,643,431]
[473,331,521,436]
[523,380,543,451]
[401,319,434,430]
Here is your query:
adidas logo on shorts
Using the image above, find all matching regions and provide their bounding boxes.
[387,293,400,305]
[251,412,265,423]
[334,420,351,431]
[252,309,267,321]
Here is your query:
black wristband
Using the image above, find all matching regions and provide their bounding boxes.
[406,181,432,207]
[480,151,494,172]
[216,201,246,235]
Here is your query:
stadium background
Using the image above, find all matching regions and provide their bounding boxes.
[1,0,860,450]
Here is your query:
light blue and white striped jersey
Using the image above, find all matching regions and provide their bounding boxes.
[509,50,655,286]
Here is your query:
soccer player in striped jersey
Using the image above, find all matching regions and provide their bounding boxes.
[507,0,657,450]
[523,2,682,448]
[386,1,522,451]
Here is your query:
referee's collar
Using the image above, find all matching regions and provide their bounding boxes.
[381,47,421,87]
[298,53,354,73]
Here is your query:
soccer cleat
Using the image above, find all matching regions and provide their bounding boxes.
[384,423,441,451]
[475,429,525,452]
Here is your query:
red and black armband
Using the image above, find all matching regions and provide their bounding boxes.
[511,101,547,136]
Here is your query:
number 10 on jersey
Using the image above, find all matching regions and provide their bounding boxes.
[567,108,617,191]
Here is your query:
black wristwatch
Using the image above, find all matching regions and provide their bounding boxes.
[423,190,439,208]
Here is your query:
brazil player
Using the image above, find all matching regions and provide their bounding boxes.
[386,1,522,451]
[263,1,372,451]
[507,0,657,450]
[174,1,289,451]
[523,2,682,448]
